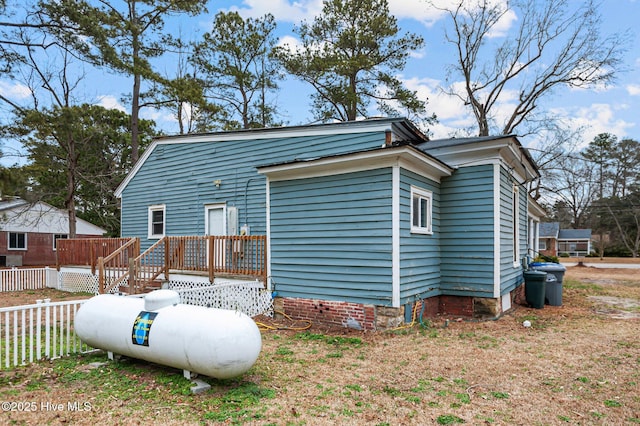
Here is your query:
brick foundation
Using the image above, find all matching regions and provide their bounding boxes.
[279,298,377,331]
[276,287,523,331]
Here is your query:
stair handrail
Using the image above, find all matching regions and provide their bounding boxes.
[98,237,140,294]
[130,237,168,293]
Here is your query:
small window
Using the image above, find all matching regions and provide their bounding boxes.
[53,234,68,251]
[8,232,27,250]
[411,186,433,234]
[148,205,166,239]
[539,240,547,251]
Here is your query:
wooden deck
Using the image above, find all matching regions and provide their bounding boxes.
[56,236,267,293]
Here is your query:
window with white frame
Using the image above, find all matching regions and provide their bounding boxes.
[411,186,433,234]
[53,234,68,250]
[8,232,27,250]
[148,205,166,238]
[539,240,547,251]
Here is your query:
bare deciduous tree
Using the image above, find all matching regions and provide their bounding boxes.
[434,0,628,136]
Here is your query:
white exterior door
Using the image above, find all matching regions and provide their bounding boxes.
[206,205,226,236]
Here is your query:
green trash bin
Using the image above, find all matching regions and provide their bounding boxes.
[530,262,566,306]
[524,270,547,309]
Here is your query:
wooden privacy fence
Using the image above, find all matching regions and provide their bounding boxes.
[0,299,92,369]
[0,267,58,292]
[56,237,135,274]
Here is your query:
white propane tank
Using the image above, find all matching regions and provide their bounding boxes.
[74,290,262,379]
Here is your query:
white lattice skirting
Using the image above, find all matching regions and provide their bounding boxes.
[169,280,273,318]
[58,271,100,294]
[55,270,272,317]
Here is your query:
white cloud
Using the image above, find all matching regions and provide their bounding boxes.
[0,81,32,100]
[276,35,303,51]
[140,108,176,125]
[402,76,478,138]
[96,95,126,113]
[552,103,635,148]
[487,8,517,38]
[221,0,454,28]
[222,0,323,23]
[389,0,448,26]
[627,84,640,96]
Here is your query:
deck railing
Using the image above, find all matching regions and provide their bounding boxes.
[57,236,267,293]
[57,238,134,274]
[98,238,140,294]
[0,299,92,369]
[132,235,267,288]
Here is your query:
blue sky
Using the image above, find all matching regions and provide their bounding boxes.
[1,0,639,164]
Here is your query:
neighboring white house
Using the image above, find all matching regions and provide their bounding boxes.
[0,197,106,266]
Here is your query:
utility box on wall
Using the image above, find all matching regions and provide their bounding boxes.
[1,254,23,267]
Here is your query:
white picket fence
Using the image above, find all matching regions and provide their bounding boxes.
[0,299,92,369]
[0,267,58,292]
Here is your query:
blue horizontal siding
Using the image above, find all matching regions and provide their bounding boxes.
[398,169,442,302]
[439,164,495,297]
[269,168,394,305]
[499,166,527,295]
[120,131,385,250]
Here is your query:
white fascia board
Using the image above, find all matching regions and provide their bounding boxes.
[427,137,539,183]
[265,178,272,292]
[493,163,501,299]
[258,147,453,182]
[392,166,400,308]
[528,195,547,220]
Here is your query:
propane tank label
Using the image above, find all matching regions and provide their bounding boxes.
[131,311,158,346]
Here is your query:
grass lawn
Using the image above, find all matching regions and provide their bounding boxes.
[1,266,639,425]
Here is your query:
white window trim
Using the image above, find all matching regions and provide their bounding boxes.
[148,205,166,239]
[410,185,433,235]
[52,234,68,251]
[512,185,520,267]
[8,232,27,251]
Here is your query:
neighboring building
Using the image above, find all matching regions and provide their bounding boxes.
[115,118,540,329]
[539,222,560,257]
[538,222,592,257]
[0,197,106,266]
[558,229,592,257]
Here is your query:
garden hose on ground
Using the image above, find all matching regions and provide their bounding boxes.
[255,310,312,331]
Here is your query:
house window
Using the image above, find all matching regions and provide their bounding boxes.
[411,186,433,234]
[512,185,520,264]
[53,234,68,251]
[148,205,165,238]
[8,232,27,250]
[539,240,547,251]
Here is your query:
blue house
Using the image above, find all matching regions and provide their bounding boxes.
[115,118,540,330]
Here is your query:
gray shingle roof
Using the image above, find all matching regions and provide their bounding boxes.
[558,229,592,240]
[539,222,559,238]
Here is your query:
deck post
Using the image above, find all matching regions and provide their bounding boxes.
[98,257,105,294]
[128,257,136,294]
[262,237,267,287]
[208,236,215,283]
[90,242,96,275]
[164,237,170,282]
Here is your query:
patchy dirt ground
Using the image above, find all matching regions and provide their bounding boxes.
[1,265,639,425]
